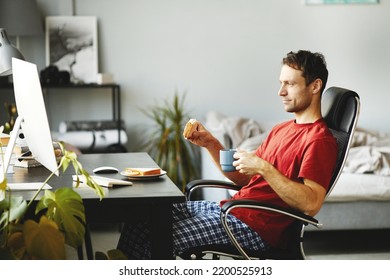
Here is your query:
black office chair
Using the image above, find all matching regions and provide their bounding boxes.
[180,86,360,260]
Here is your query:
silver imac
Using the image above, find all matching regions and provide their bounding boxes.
[1,58,58,181]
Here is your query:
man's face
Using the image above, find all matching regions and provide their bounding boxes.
[278,64,313,114]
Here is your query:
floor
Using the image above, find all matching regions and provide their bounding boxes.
[67,224,390,260]
[304,229,390,260]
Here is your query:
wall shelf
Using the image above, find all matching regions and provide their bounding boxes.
[0,83,126,153]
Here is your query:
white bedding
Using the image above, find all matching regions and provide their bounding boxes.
[326,128,390,202]
[327,172,390,202]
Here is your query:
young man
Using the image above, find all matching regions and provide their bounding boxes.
[117,50,338,259]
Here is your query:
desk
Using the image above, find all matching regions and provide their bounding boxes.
[7,152,185,259]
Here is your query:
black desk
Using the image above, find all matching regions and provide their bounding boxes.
[7,152,185,259]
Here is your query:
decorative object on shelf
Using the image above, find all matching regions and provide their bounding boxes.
[40,65,71,85]
[59,120,125,133]
[56,119,127,154]
[45,16,98,84]
[140,92,201,191]
[96,73,114,85]
[55,128,128,153]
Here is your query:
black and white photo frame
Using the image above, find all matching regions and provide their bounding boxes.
[45,16,98,84]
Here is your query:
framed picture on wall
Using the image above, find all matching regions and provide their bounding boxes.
[45,16,98,84]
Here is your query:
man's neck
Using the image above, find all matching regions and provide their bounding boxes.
[294,99,322,124]
[294,111,322,124]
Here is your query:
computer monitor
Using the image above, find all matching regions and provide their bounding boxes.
[1,58,58,177]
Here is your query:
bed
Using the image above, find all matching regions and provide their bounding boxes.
[311,127,390,231]
[200,111,390,231]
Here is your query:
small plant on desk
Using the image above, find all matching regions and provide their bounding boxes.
[0,134,105,260]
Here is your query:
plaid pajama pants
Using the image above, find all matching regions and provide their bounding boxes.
[116,200,269,259]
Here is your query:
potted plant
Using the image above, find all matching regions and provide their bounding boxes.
[140,92,201,192]
[0,130,105,260]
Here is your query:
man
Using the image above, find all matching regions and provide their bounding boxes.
[117,50,338,259]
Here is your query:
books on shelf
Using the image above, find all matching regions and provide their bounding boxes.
[13,158,44,168]
[0,133,10,146]
[1,133,16,172]
[13,142,62,169]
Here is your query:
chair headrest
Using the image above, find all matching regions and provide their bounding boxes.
[322,87,360,133]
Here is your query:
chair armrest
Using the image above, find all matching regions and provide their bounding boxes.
[185,179,242,200]
[221,199,321,227]
[219,199,321,260]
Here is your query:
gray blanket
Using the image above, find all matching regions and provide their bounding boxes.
[344,128,390,175]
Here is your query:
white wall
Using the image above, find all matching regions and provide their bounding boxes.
[20,0,390,150]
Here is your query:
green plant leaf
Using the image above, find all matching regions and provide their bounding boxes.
[0,140,109,259]
[57,142,104,200]
[0,177,7,192]
[0,247,17,260]
[78,169,105,199]
[36,188,85,248]
[107,249,128,260]
[95,249,128,260]
[6,231,26,259]
[0,196,27,230]
[94,251,108,260]
[23,216,66,259]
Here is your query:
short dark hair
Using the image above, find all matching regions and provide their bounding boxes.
[282,50,328,93]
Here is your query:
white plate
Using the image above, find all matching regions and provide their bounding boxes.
[120,170,167,180]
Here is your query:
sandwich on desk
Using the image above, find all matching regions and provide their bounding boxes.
[124,167,161,176]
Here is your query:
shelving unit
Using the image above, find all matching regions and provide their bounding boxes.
[43,83,121,126]
[0,83,127,153]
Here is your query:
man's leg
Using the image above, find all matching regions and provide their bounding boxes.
[117,201,269,259]
[172,201,269,255]
[117,221,151,259]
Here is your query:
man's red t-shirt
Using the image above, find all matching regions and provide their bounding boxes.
[220,119,338,247]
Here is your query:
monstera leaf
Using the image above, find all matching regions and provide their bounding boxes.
[36,188,85,248]
[0,142,105,259]
[95,249,128,260]
[7,216,65,259]
[0,196,27,230]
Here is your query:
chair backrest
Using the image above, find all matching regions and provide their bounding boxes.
[321,86,360,197]
[279,87,360,259]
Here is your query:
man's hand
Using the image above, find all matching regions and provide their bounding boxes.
[233,149,265,176]
[183,120,218,149]
[233,149,326,216]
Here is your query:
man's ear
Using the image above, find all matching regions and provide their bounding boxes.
[312,79,322,95]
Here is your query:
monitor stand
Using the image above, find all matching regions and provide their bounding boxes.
[1,116,51,191]
[1,116,23,178]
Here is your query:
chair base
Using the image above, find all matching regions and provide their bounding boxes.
[179,244,305,260]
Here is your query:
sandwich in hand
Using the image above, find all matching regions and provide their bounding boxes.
[125,167,161,176]
[183,119,199,139]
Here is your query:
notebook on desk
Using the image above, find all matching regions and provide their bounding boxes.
[7,182,52,191]
[72,174,132,188]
